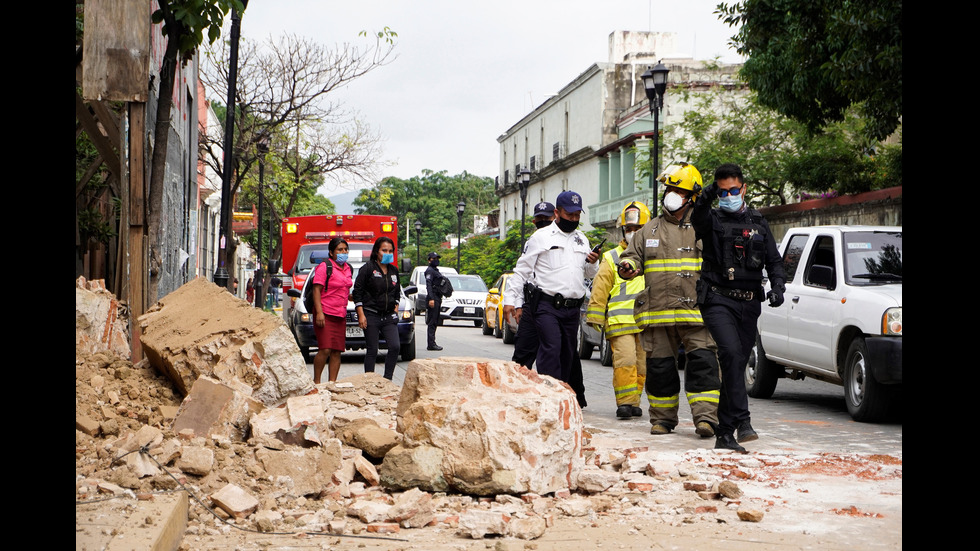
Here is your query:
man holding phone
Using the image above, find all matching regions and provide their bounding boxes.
[504,191,600,384]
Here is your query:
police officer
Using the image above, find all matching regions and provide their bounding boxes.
[618,164,721,438]
[587,201,649,420]
[503,191,600,383]
[692,163,786,452]
[511,201,556,369]
[424,252,445,351]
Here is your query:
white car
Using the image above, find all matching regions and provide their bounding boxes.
[409,267,488,327]
[749,225,902,422]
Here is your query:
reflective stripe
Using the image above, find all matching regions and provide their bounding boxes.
[646,394,679,408]
[614,384,641,398]
[687,390,720,404]
[601,246,644,327]
[635,309,704,325]
[605,324,641,338]
[643,258,702,272]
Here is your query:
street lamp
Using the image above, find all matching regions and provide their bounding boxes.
[518,168,531,252]
[642,62,669,216]
[255,133,269,308]
[414,219,422,267]
[456,200,466,272]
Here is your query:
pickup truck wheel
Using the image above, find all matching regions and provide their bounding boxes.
[599,336,613,367]
[400,336,417,362]
[745,335,780,398]
[502,318,516,344]
[482,317,494,335]
[577,326,594,359]
[844,337,891,422]
[299,346,312,364]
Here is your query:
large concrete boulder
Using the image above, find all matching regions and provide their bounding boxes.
[138,277,312,407]
[381,357,583,496]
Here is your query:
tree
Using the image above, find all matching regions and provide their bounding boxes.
[353,169,495,261]
[199,31,395,287]
[717,0,902,141]
[148,0,243,300]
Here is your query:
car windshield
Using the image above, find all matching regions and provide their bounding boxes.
[843,231,902,285]
[294,243,374,274]
[447,276,488,293]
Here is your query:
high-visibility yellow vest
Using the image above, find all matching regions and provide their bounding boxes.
[600,246,645,337]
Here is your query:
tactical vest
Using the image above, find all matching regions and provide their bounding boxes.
[708,209,769,284]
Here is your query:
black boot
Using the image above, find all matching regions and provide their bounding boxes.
[737,421,759,443]
[616,405,633,419]
[714,433,747,453]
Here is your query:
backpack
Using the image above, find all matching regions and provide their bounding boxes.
[436,275,453,298]
[303,262,332,314]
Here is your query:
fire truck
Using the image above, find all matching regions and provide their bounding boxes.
[280,214,418,362]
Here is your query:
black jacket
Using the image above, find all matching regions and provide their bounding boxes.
[352,260,401,315]
[425,265,444,301]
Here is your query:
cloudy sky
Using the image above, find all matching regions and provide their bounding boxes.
[231,0,744,195]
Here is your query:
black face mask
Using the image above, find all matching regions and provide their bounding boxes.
[430,259,439,267]
[556,216,579,233]
[534,219,552,229]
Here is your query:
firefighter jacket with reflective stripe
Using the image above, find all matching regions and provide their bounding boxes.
[619,210,704,327]
[586,242,644,338]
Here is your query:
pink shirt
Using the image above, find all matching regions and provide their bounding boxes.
[311,259,353,317]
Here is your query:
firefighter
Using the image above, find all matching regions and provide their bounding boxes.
[618,163,721,438]
[585,201,650,419]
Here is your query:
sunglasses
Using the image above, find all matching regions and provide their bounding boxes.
[718,186,743,197]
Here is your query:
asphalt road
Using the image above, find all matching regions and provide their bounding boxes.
[308,318,903,457]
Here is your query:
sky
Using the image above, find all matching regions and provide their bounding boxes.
[229,0,744,197]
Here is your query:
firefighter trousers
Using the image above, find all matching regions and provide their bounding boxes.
[610,332,646,406]
[642,325,721,430]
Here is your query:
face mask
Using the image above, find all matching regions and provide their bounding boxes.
[556,216,579,233]
[663,191,687,213]
[430,259,439,267]
[335,253,348,265]
[534,219,552,229]
[719,194,744,213]
[381,253,394,264]
[624,231,636,243]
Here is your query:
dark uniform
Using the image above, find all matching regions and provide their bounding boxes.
[424,252,445,351]
[692,167,786,451]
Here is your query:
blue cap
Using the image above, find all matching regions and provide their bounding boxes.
[556,191,584,213]
[533,201,555,217]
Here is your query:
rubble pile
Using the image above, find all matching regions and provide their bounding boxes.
[76,278,901,548]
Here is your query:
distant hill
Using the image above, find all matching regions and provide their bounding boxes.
[326,189,361,214]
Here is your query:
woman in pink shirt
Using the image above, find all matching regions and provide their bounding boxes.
[311,237,354,383]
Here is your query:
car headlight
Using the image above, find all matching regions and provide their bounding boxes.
[400,309,413,320]
[300,312,313,323]
[882,307,902,336]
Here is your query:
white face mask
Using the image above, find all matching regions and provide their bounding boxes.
[663,191,687,213]
[624,231,636,243]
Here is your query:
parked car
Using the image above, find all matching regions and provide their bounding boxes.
[408,265,458,313]
[749,225,902,422]
[577,280,612,366]
[436,274,488,326]
[287,263,418,363]
[484,273,518,343]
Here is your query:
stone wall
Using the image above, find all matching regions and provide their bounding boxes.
[759,186,903,242]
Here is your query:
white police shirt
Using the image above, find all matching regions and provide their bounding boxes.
[504,222,598,309]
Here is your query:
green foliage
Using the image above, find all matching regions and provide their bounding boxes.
[354,169,495,261]
[717,0,902,141]
[151,0,244,62]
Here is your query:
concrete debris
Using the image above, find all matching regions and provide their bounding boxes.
[75,281,901,548]
[385,357,583,496]
[76,276,131,358]
[138,277,313,406]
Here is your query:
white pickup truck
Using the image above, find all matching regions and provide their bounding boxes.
[747,225,902,422]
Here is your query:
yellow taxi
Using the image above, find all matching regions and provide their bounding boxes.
[482,272,518,343]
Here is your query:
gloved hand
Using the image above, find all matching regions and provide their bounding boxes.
[766,283,785,307]
[700,182,719,203]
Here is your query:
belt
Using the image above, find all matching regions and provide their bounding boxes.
[710,286,755,301]
[539,292,585,309]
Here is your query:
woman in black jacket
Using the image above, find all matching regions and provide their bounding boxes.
[352,236,401,379]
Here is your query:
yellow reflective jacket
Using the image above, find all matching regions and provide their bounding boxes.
[618,210,705,327]
[585,242,644,337]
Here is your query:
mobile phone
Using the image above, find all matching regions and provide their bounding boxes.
[591,238,607,253]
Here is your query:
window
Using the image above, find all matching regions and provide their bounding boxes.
[781,234,809,283]
[803,236,836,290]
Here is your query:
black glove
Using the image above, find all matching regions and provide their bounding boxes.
[701,182,719,204]
[766,283,785,307]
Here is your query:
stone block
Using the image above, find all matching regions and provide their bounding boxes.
[210,483,259,519]
[171,376,263,441]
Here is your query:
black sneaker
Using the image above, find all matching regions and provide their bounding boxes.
[427,345,444,351]
[616,405,634,419]
[737,421,759,443]
[631,406,643,417]
[714,433,747,453]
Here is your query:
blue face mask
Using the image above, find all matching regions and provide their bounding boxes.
[335,253,348,265]
[381,253,394,264]
[719,194,743,213]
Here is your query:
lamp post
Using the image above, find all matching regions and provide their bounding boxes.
[641,62,669,216]
[414,219,422,267]
[456,200,466,272]
[255,133,269,308]
[518,168,531,252]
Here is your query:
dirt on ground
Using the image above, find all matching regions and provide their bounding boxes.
[75,348,901,550]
